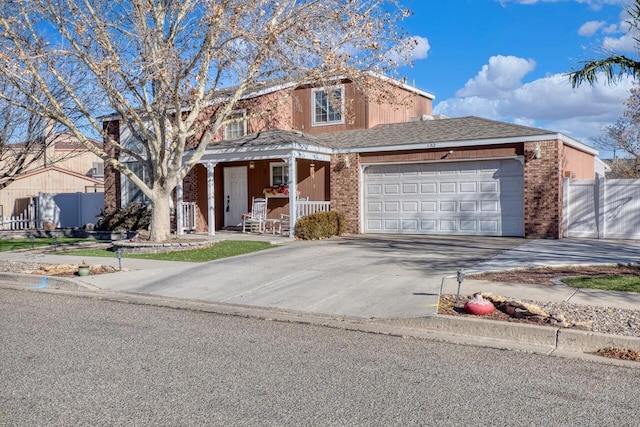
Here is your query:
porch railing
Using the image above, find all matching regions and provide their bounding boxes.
[297,201,331,218]
[181,202,197,232]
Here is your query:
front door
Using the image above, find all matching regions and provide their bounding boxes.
[223,166,248,227]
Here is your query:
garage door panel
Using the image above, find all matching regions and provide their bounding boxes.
[421,201,436,212]
[384,184,400,195]
[460,221,478,232]
[460,182,477,193]
[384,219,400,231]
[480,181,498,193]
[460,201,477,212]
[421,220,437,231]
[440,182,456,193]
[402,183,419,194]
[402,201,418,212]
[367,183,383,195]
[421,183,437,194]
[367,201,383,213]
[364,159,523,236]
[480,220,499,233]
[439,220,457,231]
[480,201,499,212]
[367,219,382,231]
[384,201,400,212]
[439,201,456,212]
[439,164,457,175]
[402,219,419,231]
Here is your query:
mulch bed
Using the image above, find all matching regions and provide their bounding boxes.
[468,265,640,286]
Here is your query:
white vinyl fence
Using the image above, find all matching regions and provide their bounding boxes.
[564,178,640,239]
[0,202,38,230]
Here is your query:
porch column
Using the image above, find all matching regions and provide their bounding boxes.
[207,162,216,236]
[176,181,184,236]
[287,155,297,239]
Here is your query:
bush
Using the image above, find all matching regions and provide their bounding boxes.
[96,203,151,231]
[295,211,346,240]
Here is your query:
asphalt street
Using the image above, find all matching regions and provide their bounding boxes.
[1,289,638,426]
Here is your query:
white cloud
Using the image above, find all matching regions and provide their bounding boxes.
[579,20,605,36]
[434,56,635,146]
[385,36,430,66]
[603,32,637,52]
[498,0,625,5]
[456,55,536,98]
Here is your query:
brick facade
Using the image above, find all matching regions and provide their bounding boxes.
[330,153,360,234]
[523,140,563,238]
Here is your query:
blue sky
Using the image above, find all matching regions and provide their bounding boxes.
[394,0,637,158]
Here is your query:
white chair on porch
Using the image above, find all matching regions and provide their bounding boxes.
[242,197,267,233]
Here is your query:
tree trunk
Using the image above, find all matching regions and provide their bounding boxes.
[149,188,172,242]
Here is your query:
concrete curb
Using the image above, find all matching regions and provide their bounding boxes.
[1,279,638,367]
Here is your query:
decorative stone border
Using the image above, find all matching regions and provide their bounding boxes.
[112,239,214,254]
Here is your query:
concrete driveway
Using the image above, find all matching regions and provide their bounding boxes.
[81,235,523,319]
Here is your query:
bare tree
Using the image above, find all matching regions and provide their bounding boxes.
[592,84,640,177]
[0,77,61,190]
[0,0,411,241]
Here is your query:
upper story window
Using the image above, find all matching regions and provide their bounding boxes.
[224,110,247,140]
[312,86,344,126]
[270,162,289,187]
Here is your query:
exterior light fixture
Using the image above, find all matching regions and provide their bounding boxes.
[534,142,542,159]
[115,247,123,270]
[249,161,255,169]
[343,154,350,169]
[456,269,465,304]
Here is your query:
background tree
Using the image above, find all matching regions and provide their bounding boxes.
[569,0,640,87]
[592,84,640,177]
[0,76,68,191]
[0,0,412,241]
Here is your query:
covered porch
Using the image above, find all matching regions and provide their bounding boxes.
[176,130,333,238]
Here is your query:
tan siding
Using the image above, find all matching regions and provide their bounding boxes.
[0,170,102,216]
[562,144,595,179]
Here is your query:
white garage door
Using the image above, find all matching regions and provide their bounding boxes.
[364,159,524,236]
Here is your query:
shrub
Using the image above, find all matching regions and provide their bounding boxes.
[96,203,151,231]
[295,211,346,240]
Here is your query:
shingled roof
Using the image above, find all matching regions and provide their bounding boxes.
[315,116,557,149]
[206,129,327,150]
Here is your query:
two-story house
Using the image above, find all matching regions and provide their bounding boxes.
[104,75,602,239]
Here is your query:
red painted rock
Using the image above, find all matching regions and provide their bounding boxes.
[464,294,495,315]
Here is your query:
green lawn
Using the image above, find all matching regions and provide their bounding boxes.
[62,240,275,262]
[563,275,640,293]
[0,237,89,252]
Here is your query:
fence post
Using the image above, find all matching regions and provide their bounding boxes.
[562,178,569,238]
[597,178,606,239]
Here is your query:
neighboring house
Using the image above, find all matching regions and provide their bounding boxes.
[0,131,104,226]
[103,76,602,239]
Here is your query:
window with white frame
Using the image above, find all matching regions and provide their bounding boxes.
[224,110,247,140]
[122,162,149,205]
[312,86,344,126]
[270,163,289,187]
